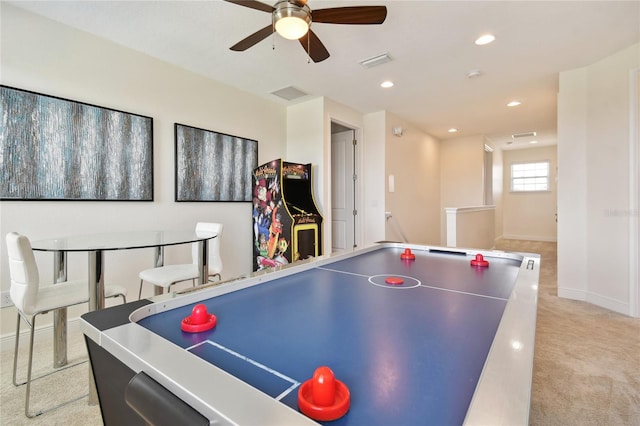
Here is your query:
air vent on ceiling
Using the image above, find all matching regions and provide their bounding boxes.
[512,131,537,139]
[359,53,392,68]
[271,86,309,101]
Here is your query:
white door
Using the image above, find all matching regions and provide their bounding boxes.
[331,130,356,252]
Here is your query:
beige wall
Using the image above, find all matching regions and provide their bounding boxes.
[445,206,496,249]
[558,42,640,317]
[384,112,441,245]
[502,146,558,241]
[439,135,486,244]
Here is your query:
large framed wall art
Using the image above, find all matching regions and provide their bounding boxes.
[0,85,153,201]
[175,123,258,202]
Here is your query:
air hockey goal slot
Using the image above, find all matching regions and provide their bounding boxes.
[428,248,467,256]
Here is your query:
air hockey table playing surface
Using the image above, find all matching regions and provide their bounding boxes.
[82,243,540,425]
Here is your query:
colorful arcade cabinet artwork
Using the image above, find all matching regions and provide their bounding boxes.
[252,159,323,271]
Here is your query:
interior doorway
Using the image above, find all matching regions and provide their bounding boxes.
[331,122,358,253]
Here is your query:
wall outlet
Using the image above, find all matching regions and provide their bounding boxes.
[1,291,13,308]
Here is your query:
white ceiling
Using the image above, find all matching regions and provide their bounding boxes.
[9,1,640,149]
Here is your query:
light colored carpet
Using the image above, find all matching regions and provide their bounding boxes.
[0,323,101,425]
[1,240,638,425]
[494,240,640,426]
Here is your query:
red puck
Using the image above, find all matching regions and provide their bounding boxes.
[385,276,404,285]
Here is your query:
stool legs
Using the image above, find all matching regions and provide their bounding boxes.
[25,314,37,417]
[12,313,87,418]
[12,314,22,387]
[12,313,40,417]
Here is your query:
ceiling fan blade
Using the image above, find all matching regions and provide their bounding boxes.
[299,29,330,63]
[224,0,274,13]
[230,25,274,51]
[312,6,387,25]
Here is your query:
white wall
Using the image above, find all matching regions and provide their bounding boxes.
[0,4,287,334]
[286,97,367,255]
[557,66,589,312]
[286,98,325,193]
[285,98,326,252]
[558,43,640,317]
[362,111,387,246]
[502,146,558,241]
[490,144,504,241]
[324,98,366,250]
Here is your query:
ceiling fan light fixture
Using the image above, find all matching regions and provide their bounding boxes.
[274,2,311,40]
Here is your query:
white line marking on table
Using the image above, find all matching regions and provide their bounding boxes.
[418,284,508,301]
[317,266,371,278]
[186,340,300,401]
[317,266,508,301]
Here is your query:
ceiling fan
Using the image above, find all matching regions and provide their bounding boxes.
[224,0,387,63]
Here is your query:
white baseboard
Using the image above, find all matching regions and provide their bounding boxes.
[558,287,631,316]
[501,234,557,242]
[0,316,84,353]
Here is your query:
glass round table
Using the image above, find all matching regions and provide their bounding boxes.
[31,230,218,366]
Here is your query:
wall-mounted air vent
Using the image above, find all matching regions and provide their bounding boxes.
[359,53,392,68]
[271,86,309,101]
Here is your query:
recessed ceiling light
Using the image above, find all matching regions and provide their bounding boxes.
[448,128,458,133]
[381,80,394,88]
[475,34,495,45]
[529,140,538,144]
[507,101,522,107]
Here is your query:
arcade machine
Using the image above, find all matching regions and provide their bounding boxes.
[252,159,323,271]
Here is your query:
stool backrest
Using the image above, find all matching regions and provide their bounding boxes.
[192,222,223,274]
[6,232,40,315]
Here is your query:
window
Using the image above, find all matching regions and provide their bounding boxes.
[511,161,549,192]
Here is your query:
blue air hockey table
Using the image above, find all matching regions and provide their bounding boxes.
[81,243,540,426]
